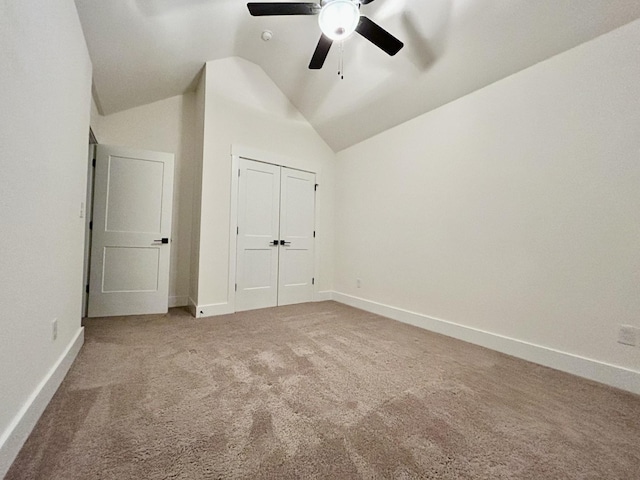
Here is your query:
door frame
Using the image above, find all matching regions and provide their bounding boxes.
[82,142,96,317]
[228,144,321,313]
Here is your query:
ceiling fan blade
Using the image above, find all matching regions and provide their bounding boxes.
[309,34,333,69]
[247,2,320,16]
[355,16,404,56]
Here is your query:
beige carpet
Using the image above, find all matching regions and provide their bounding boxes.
[6,301,640,479]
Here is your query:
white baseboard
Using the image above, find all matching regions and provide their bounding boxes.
[189,290,334,318]
[168,296,188,308]
[314,290,333,302]
[193,293,334,318]
[195,302,234,318]
[0,327,84,478]
[331,291,640,395]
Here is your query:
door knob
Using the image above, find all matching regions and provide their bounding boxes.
[280,240,291,246]
[153,238,169,244]
[271,240,279,246]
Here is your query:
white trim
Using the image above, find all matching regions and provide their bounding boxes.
[168,296,188,308]
[331,292,640,395]
[232,144,308,171]
[82,144,95,318]
[228,153,240,313]
[228,144,321,315]
[195,302,234,318]
[0,328,85,478]
[314,290,333,302]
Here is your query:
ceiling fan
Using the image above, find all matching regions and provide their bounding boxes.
[247,0,404,70]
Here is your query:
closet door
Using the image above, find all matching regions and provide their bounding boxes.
[235,159,281,312]
[278,167,316,306]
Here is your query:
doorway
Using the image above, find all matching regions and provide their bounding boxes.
[235,158,316,312]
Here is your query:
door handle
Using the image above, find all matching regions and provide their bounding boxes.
[153,238,169,244]
[280,240,291,246]
[270,240,279,246]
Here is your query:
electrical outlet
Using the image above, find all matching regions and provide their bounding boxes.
[52,318,58,341]
[356,278,361,288]
[618,325,637,347]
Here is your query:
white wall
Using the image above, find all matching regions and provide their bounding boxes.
[335,21,640,382]
[194,57,335,312]
[91,93,198,307]
[0,0,92,474]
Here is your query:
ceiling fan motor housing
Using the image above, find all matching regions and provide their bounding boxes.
[318,0,361,41]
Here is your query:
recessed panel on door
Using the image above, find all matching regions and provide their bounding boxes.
[244,249,275,290]
[283,175,315,237]
[105,156,164,233]
[102,246,160,292]
[245,169,277,237]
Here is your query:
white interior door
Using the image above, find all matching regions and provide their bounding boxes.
[235,159,281,312]
[88,145,174,317]
[235,159,316,312]
[278,167,316,306]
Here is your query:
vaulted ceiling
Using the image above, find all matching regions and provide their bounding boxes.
[75,0,640,151]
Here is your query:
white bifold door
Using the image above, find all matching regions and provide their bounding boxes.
[88,145,174,317]
[236,158,316,312]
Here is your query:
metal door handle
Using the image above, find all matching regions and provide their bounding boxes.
[153,238,169,244]
[271,240,279,246]
[280,240,291,246]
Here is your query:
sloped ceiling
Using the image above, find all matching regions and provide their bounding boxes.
[75,0,640,151]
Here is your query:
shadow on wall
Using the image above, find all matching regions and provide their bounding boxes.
[401,13,439,72]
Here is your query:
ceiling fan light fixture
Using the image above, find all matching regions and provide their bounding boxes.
[318,0,359,41]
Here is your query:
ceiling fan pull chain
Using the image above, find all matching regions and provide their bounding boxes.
[338,41,344,80]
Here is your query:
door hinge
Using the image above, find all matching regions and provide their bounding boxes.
[235,283,237,291]
[92,158,96,167]
[314,183,318,191]
[312,277,315,285]
[89,221,93,230]
[237,226,239,235]
[85,284,89,294]
[238,169,241,177]
[313,230,316,238]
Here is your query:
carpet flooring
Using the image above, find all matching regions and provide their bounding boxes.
[6,301,640,479]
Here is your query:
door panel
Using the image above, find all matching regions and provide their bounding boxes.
[105,156,164,233]
[102,247,160,292]
[278,167,316,306]
[236,159,281,311]
[88,145,174,317]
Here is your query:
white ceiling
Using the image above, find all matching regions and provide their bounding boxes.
[75,0,640,151]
